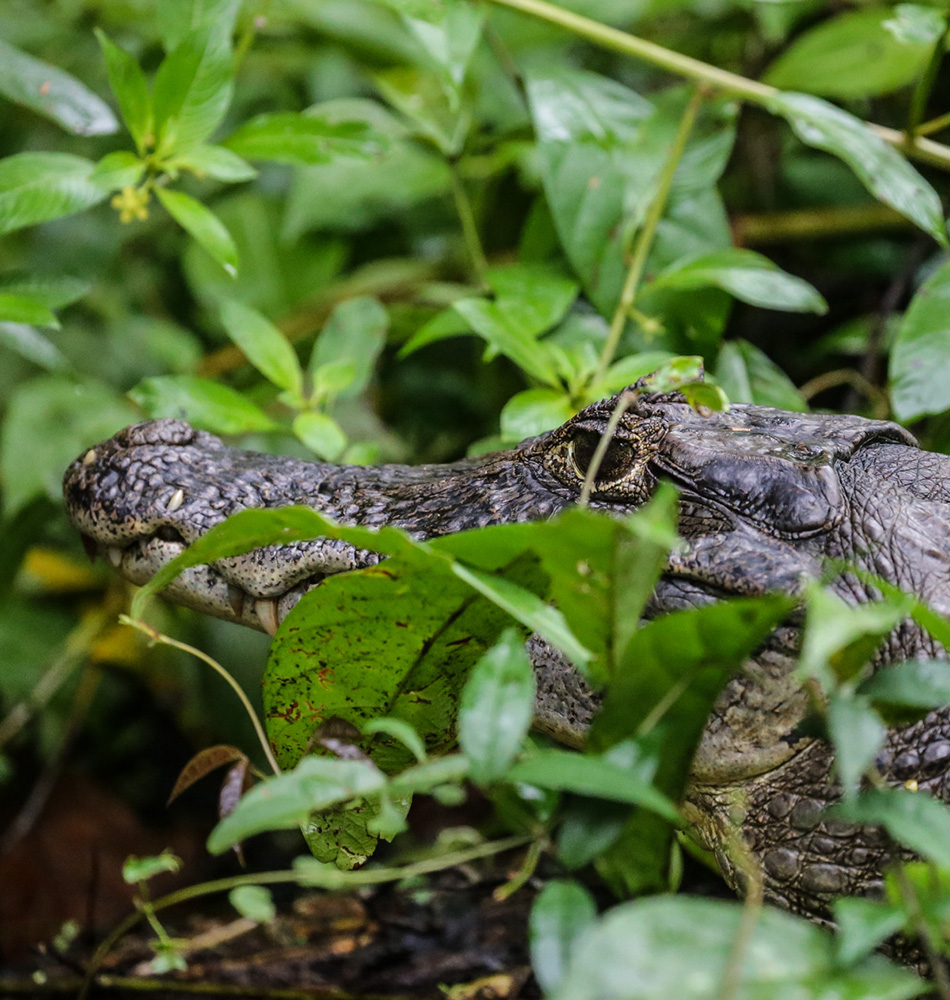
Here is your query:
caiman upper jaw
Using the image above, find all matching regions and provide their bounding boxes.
[63,419,378,635]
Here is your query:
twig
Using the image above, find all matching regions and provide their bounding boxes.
[593,85,706,387]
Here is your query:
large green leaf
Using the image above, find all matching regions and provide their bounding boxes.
[715,340,806,411]
[309,296,389,399]
[219,299,303,396]
[766,92,946,246]
[224,112,384,165]
[552,896,922,1000]
[530,880,597,995]
[128,374,277,436]
[890,259,950,421]
[153,26,234,155]
[155,188,239,277]
[653,248,827,314]
[0,153,107,237]
[95,31,151,150]
[0,38,117,136]
[763,8,934,99]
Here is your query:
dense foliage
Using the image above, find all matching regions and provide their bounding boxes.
[6,0,950,995]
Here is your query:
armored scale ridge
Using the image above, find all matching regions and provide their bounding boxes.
[63,381,950,935]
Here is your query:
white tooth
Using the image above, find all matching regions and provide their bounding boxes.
[255,598,280,637]
[227,584,246,618]
[106,547,123,568]
[165,488,185,513]
[82,448,97,465]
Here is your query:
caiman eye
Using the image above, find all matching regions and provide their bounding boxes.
[568,430,635,485]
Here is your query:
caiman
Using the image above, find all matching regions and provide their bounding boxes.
[62,382,950,929]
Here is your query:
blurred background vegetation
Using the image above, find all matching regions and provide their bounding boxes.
[3,0,950,972]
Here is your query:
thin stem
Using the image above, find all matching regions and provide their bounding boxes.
[80,834,532,998]
[594,85,705,387]
[906,26,949,139]
[484,0,950,171]
[918,109,950,137]
[733,203,907,245]
[579,389,635,505]
[121,617,281,778]
[449,160,489,282]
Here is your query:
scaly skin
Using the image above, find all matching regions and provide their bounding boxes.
[63,386,950,929]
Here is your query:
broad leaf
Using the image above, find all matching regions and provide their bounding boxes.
[858,659,950,725]
[0,153,107,237]
[95,30,151,150]
[763,8,934,99]
[653,248,827,314]
[890,259,950,421]
[552,896,922,1000]
[225,112,384,165]
[156,188,239,277]
[219,300,303,396]
[309,296,389,398]
[530,880,597,995]
[827,693,886,795]
[766,92,946,246]
[715,339,806,411]
[293,411,347,460]
[458,629,535,785]
[0,37,118,137]
[166,144,257,181]
[128,374,277,436]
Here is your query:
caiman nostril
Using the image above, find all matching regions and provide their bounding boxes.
[155,525,186,544]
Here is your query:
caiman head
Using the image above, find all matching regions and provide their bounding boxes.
[63,383,950,919]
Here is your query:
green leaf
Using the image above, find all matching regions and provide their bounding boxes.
[827,693,886,795]
[551,896,921,1000]
[166,144,257,181]
[653,248,827,314]
[95,30,151,150]
[763,8,934,99]
[309,296,389,398]
[1,375,136,517]
[799,584,912,691]
[225,112,384,165]
[890,259,950,421]
[0,324,70,373]
[508,745,680,822]
[765,92,947,246]
[458,629,535,785]
[0,293,58,327]
[714,339,806,411]
[530,880,597,995]
[884,4,947,46]
[293,411,347,461]
[128,374,277,436]
[207,756,386,853]
[153,26,234,155]
[500,388,576,443]
[370,0,444,19]
[89,151,145,192]
[0,153,108,237]
[122,851,182,884]
[834,897,906,966]
[219,300,302,395]
[450,563,591,668]
[229,885,276,923]
[836,787,950,870]
[0,37,118,137]
[405,2,485,97]
[155,187,239,277]
[525,69,735,321]
[0,273,89,310]
[858,659,950,725]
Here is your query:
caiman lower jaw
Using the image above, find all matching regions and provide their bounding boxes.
[83,531,356,637]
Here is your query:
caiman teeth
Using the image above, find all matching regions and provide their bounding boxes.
[106,547,123,569]
[255,598,280,636]
[227,584,246,618]
[165,488,185,513]
[80,534,98,563]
